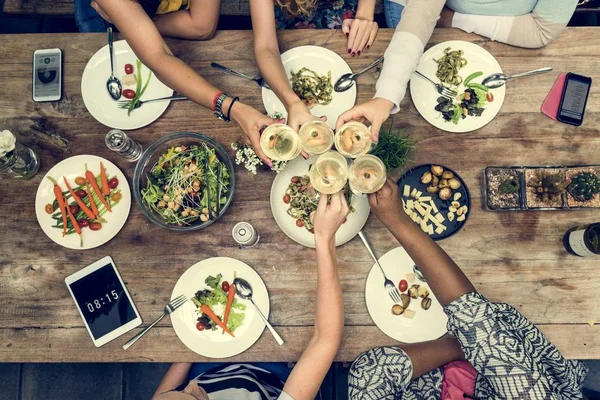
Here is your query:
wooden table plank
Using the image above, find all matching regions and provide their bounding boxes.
[1,29,599,362]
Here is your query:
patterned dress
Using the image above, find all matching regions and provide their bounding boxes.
[275,0,359,29]
[349,292,588,399]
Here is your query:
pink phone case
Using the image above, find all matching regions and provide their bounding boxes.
[541,73,567,121]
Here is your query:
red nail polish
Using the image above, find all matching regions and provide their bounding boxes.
[346,33,349,37]
[351,52,355,57]
[366,45,370,50]
[348,49,351,54]
[357,51,361,56]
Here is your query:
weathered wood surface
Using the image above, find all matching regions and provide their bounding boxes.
[0,29,599,362]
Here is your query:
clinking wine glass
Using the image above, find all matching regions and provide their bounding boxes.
[334,121,372,158]
[299,120,334,155]
[260,124,302,162]
[309,151,349,195]
[348,154,386,195]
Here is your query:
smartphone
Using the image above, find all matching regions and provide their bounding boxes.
[32,48,62,102]
[557,72,592,126]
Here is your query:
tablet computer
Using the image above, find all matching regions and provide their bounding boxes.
[65,256,142,347]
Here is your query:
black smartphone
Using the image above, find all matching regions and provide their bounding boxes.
[557,72,592,126]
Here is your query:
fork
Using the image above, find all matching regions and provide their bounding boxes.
[413,71,458,99]
[210,62,271,90]
[122,294,187,350]
[118,94,188,110]
[358,231,402,304]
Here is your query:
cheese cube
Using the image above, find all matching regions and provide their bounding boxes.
[414,202,427,216]
[405,273,415,283]
[404,309,416,319]
[431,202,439,213]
[414,191,422,199]
[435,226,447,235]
[419,196,432,202]
[407,199,414,209]
[435,213,445,223]
[411,188,418,197]
[404,185,411,197]
[454,192,462,201]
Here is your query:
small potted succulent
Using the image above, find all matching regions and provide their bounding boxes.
[566,169,600,207]
[525,169,566,209]
[485,168,522,209]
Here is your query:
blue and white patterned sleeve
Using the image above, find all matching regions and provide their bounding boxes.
[444,292,588,399]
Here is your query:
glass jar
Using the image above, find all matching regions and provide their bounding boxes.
[0,142,40,179]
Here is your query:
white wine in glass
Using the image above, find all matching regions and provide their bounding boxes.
[260,124,302,161]
[309,151,349,195]
[335,121,372,158]
[299,120,334,155]
[349,155,386,194]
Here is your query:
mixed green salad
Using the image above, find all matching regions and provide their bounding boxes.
[141,144,230,226]
[192,274,246,333]
[434,71,495,124]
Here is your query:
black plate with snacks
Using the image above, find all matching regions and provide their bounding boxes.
[398,164,471,241]
[484,165,600,211]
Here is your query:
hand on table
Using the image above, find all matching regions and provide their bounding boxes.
[368,179,406,226]
[342,18,378,56]
[230,102,279,168]
[314,191,350,242]
[336,98,394,143]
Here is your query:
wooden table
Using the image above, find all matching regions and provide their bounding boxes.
[0,29,599,363]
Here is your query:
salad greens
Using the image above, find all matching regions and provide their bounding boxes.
[434,71,493,124]
[141,144,230,226]
[192,274,246,333]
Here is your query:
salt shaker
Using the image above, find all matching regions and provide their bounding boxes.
[105,130,143,162]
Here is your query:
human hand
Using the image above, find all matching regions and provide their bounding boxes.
[437,7,455,28]
[287,99,319,132]
[314,191,350,243]
[230,102,279,168]
[367,179,406,226]
[342,18,378,56]
[336,98,394,143]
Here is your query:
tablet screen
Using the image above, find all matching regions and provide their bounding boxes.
[68,263,137,339]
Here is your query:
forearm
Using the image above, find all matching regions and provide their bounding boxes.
[355,0,376,19]
[154,0,220,40]
[402,337,465,379]
[383,211,475,306]
[255,45,301,109]
[152,363,192,398]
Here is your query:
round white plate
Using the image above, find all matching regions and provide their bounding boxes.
[262,45,357,129]
[410,40,506,133]
[365,247,447,343]
[35,155,131,250]
[171,257,269,359]
[270,156,370,248]
[81,40,173,130]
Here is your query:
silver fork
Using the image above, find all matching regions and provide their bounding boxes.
[210,62,271,90]
[118,94,187,110]
[122,294,187,350]
[413,71,458,98]
[358,231,402,303]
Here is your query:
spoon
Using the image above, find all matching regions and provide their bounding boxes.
[233,278,284,345]
[413,265,426,282]
[334,56,384,92]
[106,27,122,101]
[481,67,553,89]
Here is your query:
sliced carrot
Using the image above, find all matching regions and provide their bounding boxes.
[48,176,68,237]
[200,304,234,337]
[100,162,110,196]
[222,286,235,335]
[63,177,96,220]
[85,165,112,212]
[65,195,82,247]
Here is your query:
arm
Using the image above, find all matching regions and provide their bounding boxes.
[368,180,475,306]
[152,363,192,398]
[445,0,578,48]
[153,0,221,40]
[249,0,316,132]
[282,192,348,400]
[342,0,379,56]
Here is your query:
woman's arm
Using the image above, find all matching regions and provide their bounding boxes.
[249,0,316,132]
[368,180,475,306]
[153,0,221,40]
[443,0,578,49]
[282,192,349,400]
[342,0,379,56]
[152,363,192,398]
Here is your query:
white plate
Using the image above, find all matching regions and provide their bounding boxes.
[365,247,447,343]
[35,155,131,250]
[81,40,173,130]
[270,156,370,248]
[410,40,506,133]
[262,46,357,129]
[171,257,269,359]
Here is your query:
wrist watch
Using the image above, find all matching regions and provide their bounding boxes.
[214,93,232,122]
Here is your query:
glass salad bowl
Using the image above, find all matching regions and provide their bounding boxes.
[133,132,235,231]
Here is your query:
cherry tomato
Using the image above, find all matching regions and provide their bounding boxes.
[291,176,300,184]
[108,177,119,189]
[221,281,230,292]
[69,204,80,215]
[296,219,304,227]
[283,194,291,204]
[89,222,102,231]
[75,189,87,198]
[122,89,136,99]
[398,279,408,292]
[196,322,206,331]
[45,204,54,214]
[124,64,134,74]
[74,176,87,186]
[486,92,494,102]
[78,219,90,228]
